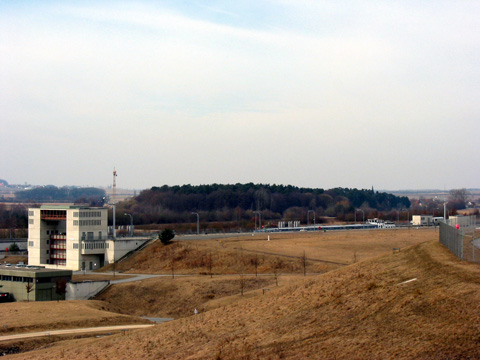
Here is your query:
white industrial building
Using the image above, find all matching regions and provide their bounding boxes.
[411,215,433,226]
[28,205,148,271]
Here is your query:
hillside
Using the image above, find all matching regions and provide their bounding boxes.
[101,229,434,275]
[11,239,480,359]
[0,301,147,336]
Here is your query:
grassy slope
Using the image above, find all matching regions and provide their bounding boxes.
[94,229,434,319]
[0,301,148,336]
[95,275,277,318]
[100,238,310,275]
[12,240,480,359]
[100,228,434,275]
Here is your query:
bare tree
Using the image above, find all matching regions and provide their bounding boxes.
[273,267,279,286]
[25,281,34,302]
[272,258,283,286]
[239,275,247,296]
[55,279,67,302]
[300,251,307,276]
[449,188,469,209]
[206,253,213,278]
[352,250,358,264]
[251,255,262,277]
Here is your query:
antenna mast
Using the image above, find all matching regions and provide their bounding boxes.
[112,168,117,239]
[112,167,117,205]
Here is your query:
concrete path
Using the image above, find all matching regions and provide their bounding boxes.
[73,271,190,285]
[0,324,154,342]
[141,316,174,323]
[77,271,322,282]
[110,274,189,284]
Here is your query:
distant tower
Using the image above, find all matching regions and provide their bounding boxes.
[112,168,118,239]
[112,168,117,205]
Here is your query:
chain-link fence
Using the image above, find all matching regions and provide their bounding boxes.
[439,215,478,263]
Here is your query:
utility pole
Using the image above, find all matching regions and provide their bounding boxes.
[192,212,199,235]
[307,210,315,226]
[253,211,261,231]
[112,168,117,239]
[112,168,117,276]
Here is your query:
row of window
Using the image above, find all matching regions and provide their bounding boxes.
[50,241,66,249]
[28,210,34,217]
[30,241,106,249]
[29,219,34,225]
[0,275,34,283]
[51,250,66,259]
[73,211,102,218]
[51,259,66,266]
[73,220,102,226]
[82,242,108,250]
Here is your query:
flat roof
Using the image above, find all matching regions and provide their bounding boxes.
[0,264,72,277]
[36,205,106,210]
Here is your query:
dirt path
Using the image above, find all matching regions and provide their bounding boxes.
[232,246,349,266]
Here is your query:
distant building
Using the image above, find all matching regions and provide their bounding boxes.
[0,264,72,301]
[466,201,476,209]
[28,205,148,271]
[411,215,433,226]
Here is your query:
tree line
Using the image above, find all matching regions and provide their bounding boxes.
[14,186,105,205]
[116,184,411,225]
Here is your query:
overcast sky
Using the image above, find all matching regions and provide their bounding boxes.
[1,1,479,191]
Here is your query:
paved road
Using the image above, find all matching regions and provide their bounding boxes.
[175,231,252,240]
[0,324,155,342]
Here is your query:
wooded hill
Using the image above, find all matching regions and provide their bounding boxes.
[116,184,410,225]
[14,186,105,204]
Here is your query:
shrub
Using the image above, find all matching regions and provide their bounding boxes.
[8,243,20,252]
[159,229,175,245]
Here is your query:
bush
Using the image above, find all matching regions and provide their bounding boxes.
[159,229,175,245]
[8,243,20,252]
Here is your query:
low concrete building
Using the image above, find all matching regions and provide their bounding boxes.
[0,264,72,301]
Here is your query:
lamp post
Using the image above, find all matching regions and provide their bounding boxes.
[124,213,133,236]
[112,204,116,239]
[307,210,315,226]
[253,211,261,231]
[402,209,410,227]
[355,209,364,224]
[191,212,199,235]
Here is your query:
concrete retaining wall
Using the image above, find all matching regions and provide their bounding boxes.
[66,280,110,300]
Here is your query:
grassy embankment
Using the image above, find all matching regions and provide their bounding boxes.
[8,237,480,360]
[96,229,434,318]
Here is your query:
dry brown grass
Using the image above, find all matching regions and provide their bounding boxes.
[1,255,28,264]
[0,301,148,336]
[96,275,281,318]
[8,236,480,359]
[101,228,435,275]
[93,229,435,322]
